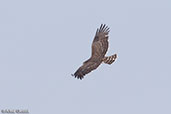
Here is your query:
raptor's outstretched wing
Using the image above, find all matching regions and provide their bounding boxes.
[72,61,101,80]
[91,24,110,59]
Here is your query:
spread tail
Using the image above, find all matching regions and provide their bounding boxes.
[103,54,117,65]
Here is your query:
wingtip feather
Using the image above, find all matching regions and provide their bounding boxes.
[98,24,110,33]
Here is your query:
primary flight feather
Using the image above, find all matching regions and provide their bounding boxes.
[72,24,117,80]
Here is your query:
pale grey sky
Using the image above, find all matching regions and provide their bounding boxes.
[0,0,171,114]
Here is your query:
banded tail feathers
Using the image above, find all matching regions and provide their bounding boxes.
[103,54,117,65]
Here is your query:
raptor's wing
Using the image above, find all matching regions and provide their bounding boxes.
[91,24,110,59]
[72,61,101,80]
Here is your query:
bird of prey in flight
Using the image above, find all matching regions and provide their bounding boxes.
[72,24,117,80]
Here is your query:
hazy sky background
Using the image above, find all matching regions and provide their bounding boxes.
[0,0,171,114]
